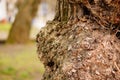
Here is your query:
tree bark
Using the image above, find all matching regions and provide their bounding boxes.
[7,0,40,44]
[37,0,120,80]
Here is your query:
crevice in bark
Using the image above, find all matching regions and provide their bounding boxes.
[54,0,85,21]
[88,0,94,5]
[82,5,90,16]
[47,60,54,67]
[116,31,120,39]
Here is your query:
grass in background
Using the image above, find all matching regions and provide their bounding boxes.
[0,23,43,80]
[0,44,45,80]
[0,23,11,32]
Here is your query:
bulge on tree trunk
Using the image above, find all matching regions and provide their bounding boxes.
[36,0,120,80]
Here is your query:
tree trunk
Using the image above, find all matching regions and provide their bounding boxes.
[7,0,40,44]
[37,0,120,80]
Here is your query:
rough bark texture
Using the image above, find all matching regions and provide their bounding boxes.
[37,0,120,80]
[7,0,40,43]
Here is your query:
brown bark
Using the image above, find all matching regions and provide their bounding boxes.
[37,0,120,80]
[7,0,40,44]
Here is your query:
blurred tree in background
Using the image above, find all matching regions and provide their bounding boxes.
[7,0,41,43]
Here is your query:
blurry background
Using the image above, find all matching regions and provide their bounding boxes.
[0,0,56,80]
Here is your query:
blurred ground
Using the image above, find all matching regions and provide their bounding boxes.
[0,43,45,80]
[0,23,45,80]
[0,1,56,80]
